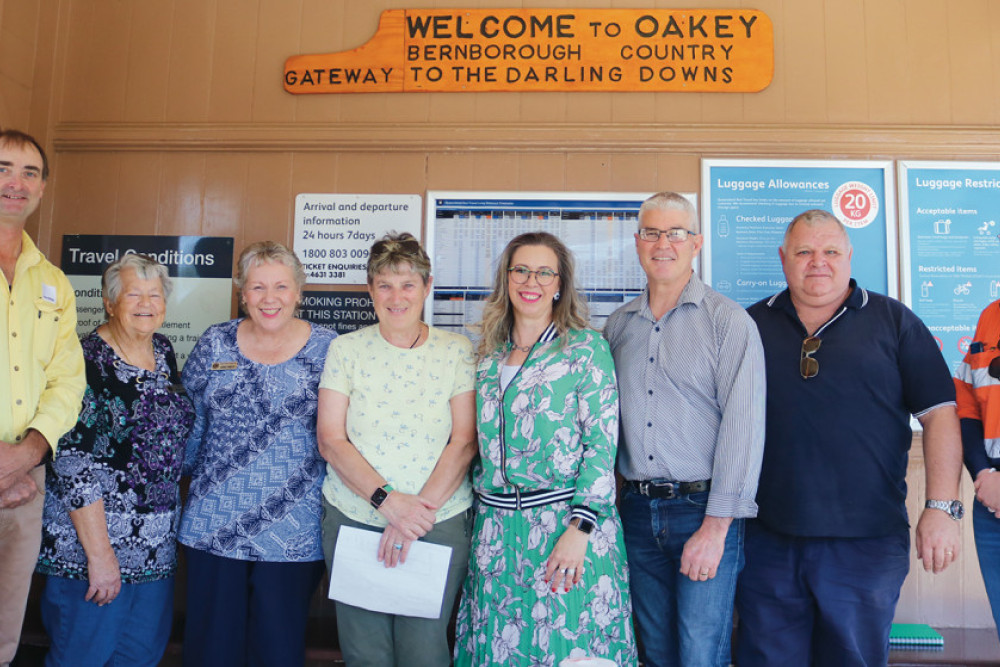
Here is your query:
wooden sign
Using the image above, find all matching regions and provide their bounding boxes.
[284,9,773,94]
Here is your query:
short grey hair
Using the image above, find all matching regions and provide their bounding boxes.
[782,210,852,252]
[234,241,307,292]
[367,232,431,285]
[102,254,172,305]
[638,192,699,233]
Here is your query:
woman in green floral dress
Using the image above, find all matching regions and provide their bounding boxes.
[454,232,637,667]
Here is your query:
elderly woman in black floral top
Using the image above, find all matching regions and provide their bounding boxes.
[35,253,194,667]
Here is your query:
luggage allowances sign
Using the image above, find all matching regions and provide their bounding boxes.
[284,9,773,93]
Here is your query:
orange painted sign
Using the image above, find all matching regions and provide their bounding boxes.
[284,9,773,94]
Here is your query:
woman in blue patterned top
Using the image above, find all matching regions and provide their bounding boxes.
[36,254,195,666]
[179,241,336,666]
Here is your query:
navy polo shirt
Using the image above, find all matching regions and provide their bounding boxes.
[747,280,955,539]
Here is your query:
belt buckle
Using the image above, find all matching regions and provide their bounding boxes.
[660,482,677,499]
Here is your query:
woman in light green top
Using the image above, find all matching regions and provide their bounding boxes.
[316,232,476,666]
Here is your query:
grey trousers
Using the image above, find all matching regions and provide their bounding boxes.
[322,499,471,667]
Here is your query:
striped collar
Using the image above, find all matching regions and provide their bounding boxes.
[765,278,868,312]
[505,321,559,351]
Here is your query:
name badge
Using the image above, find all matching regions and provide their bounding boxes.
[211,361,238,371]
[41,283,57,304]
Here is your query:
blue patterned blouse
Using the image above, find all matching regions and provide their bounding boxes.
[37,331,195,583]
[178,319,336,562]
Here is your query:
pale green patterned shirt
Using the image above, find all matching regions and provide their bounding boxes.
[320,324,475,526]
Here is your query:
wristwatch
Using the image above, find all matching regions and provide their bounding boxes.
[370,483,394,510]
[925,499,965,521]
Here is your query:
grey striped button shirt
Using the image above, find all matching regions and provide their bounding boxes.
[603,273,766,519]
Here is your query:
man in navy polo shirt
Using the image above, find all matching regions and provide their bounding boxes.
[736,209,964,666]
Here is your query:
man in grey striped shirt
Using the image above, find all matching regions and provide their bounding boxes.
[604,191,766,667]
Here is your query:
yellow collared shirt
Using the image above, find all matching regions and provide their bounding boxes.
[1,232,85,450]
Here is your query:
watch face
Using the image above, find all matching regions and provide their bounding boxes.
[950,500,965,520]
[370,487,389,509]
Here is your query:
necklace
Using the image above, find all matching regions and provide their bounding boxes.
[511,327,545,353]
[409,323,425,349]
[108,326,146,369]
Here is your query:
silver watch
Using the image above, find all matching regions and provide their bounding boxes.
[925,499,964,521]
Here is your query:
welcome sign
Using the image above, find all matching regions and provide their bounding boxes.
[284,9,773,93]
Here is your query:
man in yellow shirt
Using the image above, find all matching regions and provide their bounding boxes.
[0,129,84,666]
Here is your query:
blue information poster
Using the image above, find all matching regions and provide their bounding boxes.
[701,159,896,306]
[899,161,1000,374]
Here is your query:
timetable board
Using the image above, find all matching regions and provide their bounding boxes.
[426,192,693,337]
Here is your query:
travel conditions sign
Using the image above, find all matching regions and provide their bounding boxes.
[284,9,773,93]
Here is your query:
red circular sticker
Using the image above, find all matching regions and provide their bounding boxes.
[832,181,879,229]
[958,336,972,354]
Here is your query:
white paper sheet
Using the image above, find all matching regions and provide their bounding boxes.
[328,525,453,619]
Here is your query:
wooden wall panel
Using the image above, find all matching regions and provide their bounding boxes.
[781,1,826,123]
[566,153,612,191]
[243,152,294,244]
[156,154,206,236]
[378,152,427,196]
[864,0,908,125]
[164,0,216,123]
[947,1,996,125]
[115,153,163,234]
[204,153,250,238]
[209,0,260,123]
[517,153,567,190]
[472,153,520,192]
[122,3,172,123]
[0,0,38,131]
[824,0,869,123]
[904,2,951,124]
[251,0,301,122]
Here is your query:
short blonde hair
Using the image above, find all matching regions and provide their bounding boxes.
[234,241,306,292]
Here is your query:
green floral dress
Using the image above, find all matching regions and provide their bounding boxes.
[454,326,637,667]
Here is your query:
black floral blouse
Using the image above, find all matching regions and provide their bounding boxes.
[36,330,195,583]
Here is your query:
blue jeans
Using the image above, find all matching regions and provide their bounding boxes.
[41,575,173,667]
[736,520,909,667]
[619,486,744,667]
[973,499,1000,639]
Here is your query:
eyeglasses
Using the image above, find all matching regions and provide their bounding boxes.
[800,336,821,379]
[507,266,559,286]
[637,227,697,243]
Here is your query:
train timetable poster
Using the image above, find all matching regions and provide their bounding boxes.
[426,191,695,337]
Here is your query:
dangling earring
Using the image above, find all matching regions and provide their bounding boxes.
[554,291,561,301]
